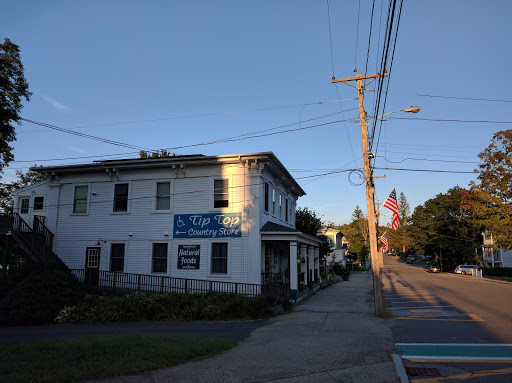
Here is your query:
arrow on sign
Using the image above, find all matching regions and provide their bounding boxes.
[175,231,186,235]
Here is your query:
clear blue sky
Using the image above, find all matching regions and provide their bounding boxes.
[2,1,511,226]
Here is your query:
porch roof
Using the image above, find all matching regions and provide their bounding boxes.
[260,222,323,246]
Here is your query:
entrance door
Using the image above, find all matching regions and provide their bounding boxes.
[84,247,101,286]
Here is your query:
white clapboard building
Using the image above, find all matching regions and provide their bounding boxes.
[11,152,322,300]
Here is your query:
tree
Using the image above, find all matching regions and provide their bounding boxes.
[0,38,31,172]
[139,149,175,158]
[410,187,480,271]
[395,192,413,253]
[464,130,512,249]
[295,206,323,237]
[339,206,370,262]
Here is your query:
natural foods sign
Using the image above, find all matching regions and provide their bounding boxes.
[177,245,200,270]
[173,213,242,238]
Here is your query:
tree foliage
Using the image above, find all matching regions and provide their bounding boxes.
[410,186,480,271]
[295,206,323,237]
[0,38,31,172]
[339,206,369,262]
[139,149,175,158]
[463,130,512,249]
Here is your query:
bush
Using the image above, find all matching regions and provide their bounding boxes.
[329,262,350,281]
[0,267,84,326]
[56,291,285,324]
[481,267,512,277]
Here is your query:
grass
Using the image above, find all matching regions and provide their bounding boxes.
[380,295,393,318]
[0,335,237,383]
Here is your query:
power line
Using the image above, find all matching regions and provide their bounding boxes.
[389,117,512,124]
[20,118,152,151]
[374,166,476,174]
[384,91,512,103]
[19,97,358,134]
[13,112,358,164]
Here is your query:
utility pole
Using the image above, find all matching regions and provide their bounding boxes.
[332,71,388,316]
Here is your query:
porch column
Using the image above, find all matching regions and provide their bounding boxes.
[300,244,307,285]
[308,245,314,283]
[289,240,298,294]
[314,246,319,280]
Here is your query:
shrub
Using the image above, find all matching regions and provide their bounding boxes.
[481,267,512,277]
[0,267,84,326]
[57,291,284,324]
[329,262,350,281]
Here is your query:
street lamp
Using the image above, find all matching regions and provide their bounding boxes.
[367,106,421,128]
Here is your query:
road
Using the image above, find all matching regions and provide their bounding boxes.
[383,256,512,382]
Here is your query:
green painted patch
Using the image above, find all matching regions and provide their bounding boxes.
[397,343,512,359]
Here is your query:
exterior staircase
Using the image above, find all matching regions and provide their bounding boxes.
[0,213,68,271]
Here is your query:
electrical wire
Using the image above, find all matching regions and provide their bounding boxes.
[13,112,359,164]
[374,167,476,174]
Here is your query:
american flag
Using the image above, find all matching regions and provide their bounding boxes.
[383,188,400,230]
[379,232,389,252]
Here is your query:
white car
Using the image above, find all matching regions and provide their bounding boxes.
[455,265,479,275]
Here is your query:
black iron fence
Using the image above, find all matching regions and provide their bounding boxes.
[71,269,290,299]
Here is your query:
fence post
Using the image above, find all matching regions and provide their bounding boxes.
[137,274,141,291]
[113,272,117,290]
[235,283,238,295]
[209,280,212,292]
[185,279,188,295]
[161,277,164,293]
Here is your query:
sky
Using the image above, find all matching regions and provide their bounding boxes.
[2,1,512,226]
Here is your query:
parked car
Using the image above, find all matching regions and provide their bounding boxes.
[427,265,440,273]
[454,265,479,275]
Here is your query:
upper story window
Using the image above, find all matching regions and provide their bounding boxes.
[73,185,88,214]
[113,183,129,212]
[33,196,45,211]
[156,182,171,211]
[285,198,289,222]
[279,194,283,219]
[264,183,269,212]
[272,188,276,215]
[20,198,30,214]
[213,179,229,208]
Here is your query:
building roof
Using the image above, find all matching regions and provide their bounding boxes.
[260,222,323,244]
[30,151,306,196]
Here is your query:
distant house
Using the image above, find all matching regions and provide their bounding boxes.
[317,226,346,266]
[9,152,322,301]
[481,231,512,267]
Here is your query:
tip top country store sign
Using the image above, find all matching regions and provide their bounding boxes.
[173,213,242,238]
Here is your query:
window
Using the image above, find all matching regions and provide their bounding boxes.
[279,194,282,218]
[20,198,30,214]
[113,183,129,212]
[213,179,228,208]
[152,243,168,273]
[33,196,44,211]
[156,182,171,210]
[110,243,125,272]
[264,183,269,212]
[285,198,289,222]
[211,242,228,274]
[73,185,88,213]
[272,188,276,215]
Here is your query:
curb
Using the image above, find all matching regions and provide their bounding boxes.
[437,272,512,286]
[392,354,409,383]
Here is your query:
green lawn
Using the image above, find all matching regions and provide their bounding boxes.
[0,336,237,383]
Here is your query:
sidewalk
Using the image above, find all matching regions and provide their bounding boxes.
[87,273,400,383]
